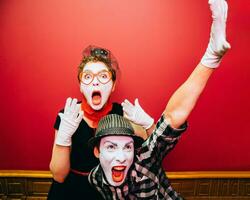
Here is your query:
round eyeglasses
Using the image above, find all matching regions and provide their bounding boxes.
[80,70,112,85]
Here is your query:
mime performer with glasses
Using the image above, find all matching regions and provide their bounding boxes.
[48,46,154,199]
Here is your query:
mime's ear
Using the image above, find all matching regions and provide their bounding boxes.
[93,146,100,158]
[111,81,116,92]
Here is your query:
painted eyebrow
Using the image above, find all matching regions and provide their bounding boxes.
[103,140,134,146]
[124,141,134,146]
[103,141,117,146]
[83,69,108,73]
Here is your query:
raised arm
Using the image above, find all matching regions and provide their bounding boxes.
[49,98,83,182]
[122,0,230,131]
[49,132,71,183]
[164,0,230,128]
[164,64,213,128]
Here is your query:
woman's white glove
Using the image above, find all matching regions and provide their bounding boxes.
[122,98,154,130]
[201,0,231,68]
[55,97,83,146]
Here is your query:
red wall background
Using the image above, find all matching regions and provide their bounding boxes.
[0,0,249,171]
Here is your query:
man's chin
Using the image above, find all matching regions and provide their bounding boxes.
[109,179,124,187]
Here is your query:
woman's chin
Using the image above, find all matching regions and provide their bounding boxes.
[90,103,103,111]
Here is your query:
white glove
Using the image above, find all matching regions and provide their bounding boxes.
[201,0,231,68]
[55,97,83,146]
[122,98,154,130]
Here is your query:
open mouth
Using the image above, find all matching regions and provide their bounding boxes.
[92,91,102,105]
[112,166,126,182]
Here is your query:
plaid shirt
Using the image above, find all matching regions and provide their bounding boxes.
[88,114,187,200]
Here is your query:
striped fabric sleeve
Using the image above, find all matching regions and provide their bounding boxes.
[136,114,187,171]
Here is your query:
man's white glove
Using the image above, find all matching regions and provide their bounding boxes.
[122,98,154,130]
[201,0,231,68]
[55,97,83,146]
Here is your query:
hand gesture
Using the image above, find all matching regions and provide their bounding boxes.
[201,0,231,68]
[55,97,83,146]
[122,98,154,130]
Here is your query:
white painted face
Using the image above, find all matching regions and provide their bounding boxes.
[99,136,134,186]
[80,62,114,110]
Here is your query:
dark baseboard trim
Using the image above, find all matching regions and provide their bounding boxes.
[1,170,250,199]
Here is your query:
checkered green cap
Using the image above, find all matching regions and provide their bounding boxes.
[88,114,144,149]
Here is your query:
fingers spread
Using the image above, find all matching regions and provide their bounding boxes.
[64,97,73,113]
[122,99,135,118]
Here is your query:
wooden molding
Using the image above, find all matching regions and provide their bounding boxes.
[0,170,52,178]
[1,170,250,179]
[167,171,250,179]
[1,170,250,199]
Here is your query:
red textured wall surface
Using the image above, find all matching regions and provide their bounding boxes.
[0,0,249,171]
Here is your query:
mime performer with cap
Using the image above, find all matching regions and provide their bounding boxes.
[86,0,231,199]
